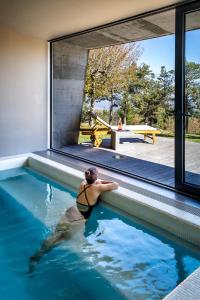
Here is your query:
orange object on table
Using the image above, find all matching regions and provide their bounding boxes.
[118,119,123,130]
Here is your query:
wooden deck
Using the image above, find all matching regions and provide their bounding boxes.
[59,135,200,187]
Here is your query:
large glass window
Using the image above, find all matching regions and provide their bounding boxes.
[184,10,200,187]
[51,9,176,188]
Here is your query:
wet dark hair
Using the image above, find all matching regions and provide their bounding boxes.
[85,167,98,184]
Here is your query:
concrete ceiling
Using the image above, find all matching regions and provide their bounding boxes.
[65,9,176,48]
[0,0,184,40]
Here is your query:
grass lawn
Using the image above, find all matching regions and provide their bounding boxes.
[78,133,110,144]
[158,131,200,143]
[78,133,91,144]
[79,131,200,144]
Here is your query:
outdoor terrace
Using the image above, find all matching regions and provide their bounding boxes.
[58,134,200,188]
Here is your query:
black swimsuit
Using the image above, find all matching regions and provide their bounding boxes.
[76,185,96,219]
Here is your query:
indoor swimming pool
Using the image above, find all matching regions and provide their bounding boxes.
[0,166,200,300]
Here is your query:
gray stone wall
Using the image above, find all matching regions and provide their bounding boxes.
[52,41,88,148]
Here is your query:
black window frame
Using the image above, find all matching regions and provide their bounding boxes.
[175,0,200,197]
[49,0,200,200]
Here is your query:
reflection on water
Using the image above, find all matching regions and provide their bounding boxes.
[0,167,200,300]
[81,206,200,299]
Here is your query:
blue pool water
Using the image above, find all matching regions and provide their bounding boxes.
[0,167,200,300]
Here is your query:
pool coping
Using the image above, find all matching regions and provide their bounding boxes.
[35,150,200,219]
[0,153,200,300]
[163,266,200,300]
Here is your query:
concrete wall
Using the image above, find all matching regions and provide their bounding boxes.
[52,41,88,149]
[0,26,47,157]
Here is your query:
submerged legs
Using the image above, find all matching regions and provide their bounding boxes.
[28,231,65,274]
[28,218,85,275]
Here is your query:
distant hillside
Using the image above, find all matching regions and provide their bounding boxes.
[94,100,110,110]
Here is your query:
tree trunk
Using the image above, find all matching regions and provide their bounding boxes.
[89,75,95,127]
[109,97,114,124]
[89,99,94,127]
[122,110,126,125]
[123,99,128,125]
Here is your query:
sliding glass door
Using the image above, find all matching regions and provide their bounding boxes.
[49,1,200,198]
[175,1,200,196]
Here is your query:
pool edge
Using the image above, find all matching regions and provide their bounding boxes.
[28,154,200,247]
[0,153,200,300]
[163,266,200,300]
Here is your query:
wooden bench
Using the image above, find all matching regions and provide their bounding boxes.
[111,125,161,146]
[80,112,111,147]
[80,112,160,147]
[111,128,161,150]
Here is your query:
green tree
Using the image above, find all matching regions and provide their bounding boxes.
[156,66,174,129]
[130,65,175,127]
[185,61,200,132]
[84,43,141,125]
[117,63,139,125]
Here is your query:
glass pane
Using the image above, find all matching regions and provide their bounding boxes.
[184,10,200,186]
[51,9,176,187]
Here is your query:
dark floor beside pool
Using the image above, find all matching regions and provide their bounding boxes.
[35,150,200,218]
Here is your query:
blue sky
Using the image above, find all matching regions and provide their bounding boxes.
[136,29,200,75]
[136,35,175,74]
[186,29,200,63]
